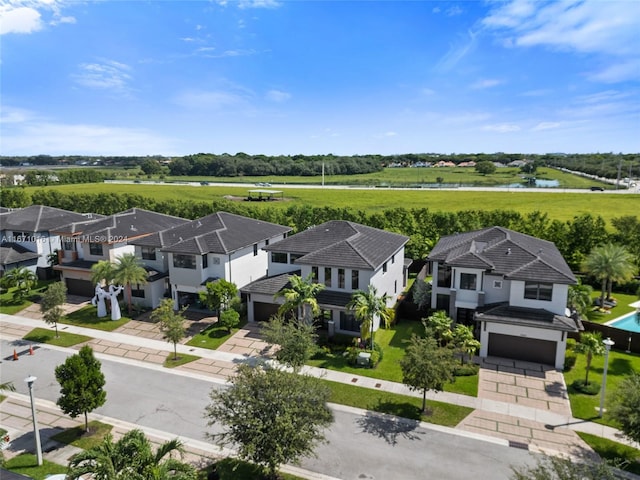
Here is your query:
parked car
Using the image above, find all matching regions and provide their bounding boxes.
[590,186,604,191]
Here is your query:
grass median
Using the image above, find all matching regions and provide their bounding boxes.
[23,327,92,347]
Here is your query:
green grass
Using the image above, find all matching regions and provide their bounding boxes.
[200,458,305,480]
[585,292,640,323]
[324,379,473,427]
[163,352,200,368]
[577,432,640,476]
[50,420,113,450]
[186,319,247,350]
[308,320,478,397]
[61,304,130,331]
[0,280,54,315]
[23,327,92,347]
[4,453,67,480]
[564,347,640,427]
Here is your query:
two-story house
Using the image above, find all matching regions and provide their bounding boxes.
[242,220,410,337]
[53,208,188,296]
[0,205,92,278]
[428,226,581,369]
[130,212,292,310]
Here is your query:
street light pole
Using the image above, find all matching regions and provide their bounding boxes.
[598,338,615,418]
[24,375,43,466]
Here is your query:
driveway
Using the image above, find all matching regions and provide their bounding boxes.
[457,356,593,457]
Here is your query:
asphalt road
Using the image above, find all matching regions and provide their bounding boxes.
[0,340,538,480]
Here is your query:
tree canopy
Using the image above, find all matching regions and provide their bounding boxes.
[262,315,318,371]
[347,285,394,349]
[609,373,640,444]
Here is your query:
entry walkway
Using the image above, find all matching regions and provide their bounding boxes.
[1,312,637,459]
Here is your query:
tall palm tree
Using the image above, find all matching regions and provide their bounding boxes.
[67,429,196,480]
[574,332,605,385]
[347,285,394,350]
[90,260,115,286]
[583,243,636,307]
[113,253,148,316]
[276,274,325,325]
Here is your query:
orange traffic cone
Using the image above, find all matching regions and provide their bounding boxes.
[29,345,34,355]
[13,349,18,361]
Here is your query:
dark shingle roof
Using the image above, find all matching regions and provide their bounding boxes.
[475,304,582,332]
[54,208,188,243]
[132,212,291,255]
[428,226,575,284]
[263,220,408,270]
[0,243,40,266]
[1,205,90,232]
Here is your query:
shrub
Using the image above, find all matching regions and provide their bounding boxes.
[571,379,601,395]
[368,350,380,368]
[454,363,479,376]
[373,342,384,363]
[564,353,577,371]
[345,347,359,365]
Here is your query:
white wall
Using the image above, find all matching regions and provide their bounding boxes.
[482,275,510,304]
[509,281,568,316]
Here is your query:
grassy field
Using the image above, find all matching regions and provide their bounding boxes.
[186,319,248,350]
[26,181,638,226]
[163,352,200,368]
[585,292,640,323]
[50,420,113,450]
[3,454,67,480]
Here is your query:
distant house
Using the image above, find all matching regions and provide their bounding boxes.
[130,212,292,309]
[242,220,410,337]
[457,161,476,167]
[434,161,456,167]
[427,226,581,369]
[53,208,188,296]
[507,160,528,167]
[0,205,91,278]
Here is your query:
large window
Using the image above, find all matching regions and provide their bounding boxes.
[340,311,360,332]
[89,243,103,256]
[437,265,452,288]
[271,252,287,264]
[460,273,477,290]
[131,284,145,298]
[524,282,553,301]
[338,268,345,289]
[312,266,319,282]
[202,254,208,269]
[141,246,156,261]
[351,270,359,290]
[324,267,332,287]
[173,254,196,269]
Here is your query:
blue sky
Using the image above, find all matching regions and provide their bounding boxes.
[1,0,639,156]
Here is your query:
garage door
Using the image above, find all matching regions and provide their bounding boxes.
[65,278,95,297]
[488,333,556,365]
[253,302,280,322]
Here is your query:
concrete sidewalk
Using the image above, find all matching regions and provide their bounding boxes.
[1,312,638,457]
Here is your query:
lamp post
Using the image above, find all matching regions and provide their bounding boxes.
[24,375,43,466]
[598,338,615,418]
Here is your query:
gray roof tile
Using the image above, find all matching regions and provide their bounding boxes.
[1,205,90,233]
[476,304,582,332]
[0,243,40,266]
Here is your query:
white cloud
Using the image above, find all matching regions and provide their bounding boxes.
[482,123,521,133]
[238,0,282,9]
[72,60,133,91]
[0,105,34,124]
[521,89,552,97]
[420,88,435,96]
[470,78,503,90]
[446,6,463,17]
[434,29,478,72]
[384,131,397,137]
[173,89,251,110]
[265,89,291,102]
[0,6,42,34]
[588,59,640,84]
[531,122,560,131]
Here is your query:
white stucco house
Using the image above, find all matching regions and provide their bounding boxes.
[427,226,582,369]
[242,220,410,337]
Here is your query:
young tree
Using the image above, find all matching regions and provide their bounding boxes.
[400,335,456,412]
[411,278,431,311]
[608,373,640,444]
[475,160,496,175]
[151,299,186,360]
[199,279,238,314]
[113,253,148,316]
[67,429,196,480]
[55,346,106,432]
[276,274,325,325]
[347,285,394,350]
[263,315,318,371]
[511,454,616,480]
[422,310,454,347]
[451,324,480,365]
[582,243,636,307]
[3,267,37,302]
[573,332,605,385]
[40,281,67,338]
[205,365,333,480]
[218,308,240,334]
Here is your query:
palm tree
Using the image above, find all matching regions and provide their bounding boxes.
[67,429,196,480]
[583,243,636,307]
[422,310,454,347]
[451,324,480,365]
[276,274,325,325]
[90,260,115,286]
[574,332,605,385]
[567,281,593,318]
[3,267,37,302]
[113,253,148,316]
[347,285,394,350]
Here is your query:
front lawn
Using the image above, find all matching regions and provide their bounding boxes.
[308,320,479,397]
[0,280,54,315]
[61,305,130,331]
[4,453,67,480]
[23,327,92,347]
[577,432,640,476]
[564,346,640,427]
[50,420,113,450]
[585,292,639,323]
[186,318,247,350]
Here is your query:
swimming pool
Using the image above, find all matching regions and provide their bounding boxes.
[608,311,640,333]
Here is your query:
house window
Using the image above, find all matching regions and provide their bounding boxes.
[312,266,319,282]
[383,262,387,274]
[324,267,332,287]
[173,254,196,269]
[524,282,553,301]
[141,246,156,261]
[351,270,359,290]
[253,244,258,256]
[392,254,395,264]
[271,252,287,263]
[436,294,450,311]
[265,239,270,246]
[437,265,452,288]
[131,284,145,298]
[290,254,303,264]
[394,280,397,294]
[493,280,503,289]
[63,241,74,251]
[202,254,208,269]
[340,311,360,333]
[13,231,29,242]
[338,269,345,289]
[212,257,221,265]
[460,273,477,290]
[89,243,103,256]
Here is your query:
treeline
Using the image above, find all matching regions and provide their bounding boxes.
[546,153,640,180]
[3,188,639,274]
[0,169,116,187]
